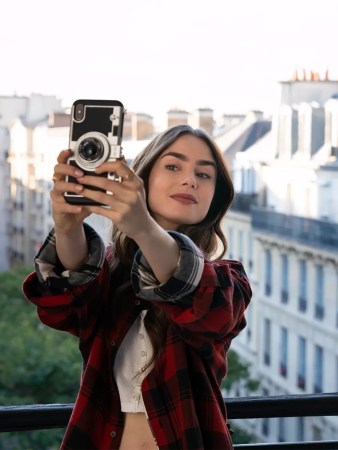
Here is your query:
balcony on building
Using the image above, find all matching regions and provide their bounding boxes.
[230,192,258,214]
[251,207,338,252]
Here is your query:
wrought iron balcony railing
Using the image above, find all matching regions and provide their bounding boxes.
[1,393,338,449]
[251,207,338,252]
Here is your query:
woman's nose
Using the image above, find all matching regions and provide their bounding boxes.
[181,174,197,188]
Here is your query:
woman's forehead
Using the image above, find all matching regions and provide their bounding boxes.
[162,134,215,162]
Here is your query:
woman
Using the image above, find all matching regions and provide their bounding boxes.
[23,124,252,450]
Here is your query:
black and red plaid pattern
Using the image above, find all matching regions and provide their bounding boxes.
[23,228,251,450]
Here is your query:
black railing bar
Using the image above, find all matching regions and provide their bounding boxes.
[226,393,338,419]
[1,393,338,433]
[0,403,72,432]
[234,442,338,450]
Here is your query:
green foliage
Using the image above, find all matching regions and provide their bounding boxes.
[229,424,256,444]
[222,349,260,393]
[222,349,260,444]
[0,265,81,449]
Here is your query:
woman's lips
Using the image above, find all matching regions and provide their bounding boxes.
[170,194,197,205]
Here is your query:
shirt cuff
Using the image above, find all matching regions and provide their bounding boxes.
[131,231,204,303]
[34,223,105,291]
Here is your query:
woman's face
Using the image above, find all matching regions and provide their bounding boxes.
[148,134,217,230]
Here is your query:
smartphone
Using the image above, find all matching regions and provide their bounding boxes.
[64,99,125,205]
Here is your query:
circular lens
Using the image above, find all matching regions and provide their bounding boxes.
[78,138,104,161]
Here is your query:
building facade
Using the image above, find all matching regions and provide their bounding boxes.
[223,77,338,443]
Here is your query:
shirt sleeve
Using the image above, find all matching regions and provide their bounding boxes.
[131,231,204,303]
[34,222,106,294]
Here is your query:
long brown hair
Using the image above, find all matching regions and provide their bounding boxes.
[111,125,234,366]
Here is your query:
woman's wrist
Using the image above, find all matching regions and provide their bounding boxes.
[55,225,89,271]
[133,219,180,284]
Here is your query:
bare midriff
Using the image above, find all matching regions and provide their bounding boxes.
[119,412,158,450]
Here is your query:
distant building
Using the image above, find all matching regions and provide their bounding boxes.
[0,94,63,270]
[188,108,214,135]
[224,75,338,443]
[123,112,154,140]
[166,109,189,128]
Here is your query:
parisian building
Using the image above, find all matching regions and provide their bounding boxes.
[222,74,338,443]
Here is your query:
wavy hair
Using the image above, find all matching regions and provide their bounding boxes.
[112,124,234,263]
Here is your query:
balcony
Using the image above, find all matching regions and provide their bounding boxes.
[231,193,258,214]
[1,393,338,449]
[252,207,338,252]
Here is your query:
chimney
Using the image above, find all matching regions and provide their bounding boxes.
[188,108,214,135]
[167,109,189,128]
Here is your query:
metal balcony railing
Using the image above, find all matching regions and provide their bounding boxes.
[1,393,338,449]
[251,207,338,252]
[231,193,258,214]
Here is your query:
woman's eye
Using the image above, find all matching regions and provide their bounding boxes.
[196,172,211,179]
[165,164,178,171]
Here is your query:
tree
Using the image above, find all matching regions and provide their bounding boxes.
[222,349,260,444]
[0,265,82,449]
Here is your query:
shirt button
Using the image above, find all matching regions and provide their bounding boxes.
[110,431,116,438]
[111,340,116,347]
[135,300,141,305]
[139,334,144,340]
[133,394,140,400]
[141,350,146,357]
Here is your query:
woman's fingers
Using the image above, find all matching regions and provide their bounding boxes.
[53,149,84,182]
[95,160,137,181]
[52,180,84,194]
[56,149,73,164]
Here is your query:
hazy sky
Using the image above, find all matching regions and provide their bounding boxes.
[2,0,337,125]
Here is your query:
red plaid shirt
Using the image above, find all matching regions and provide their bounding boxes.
[23,226,251,450]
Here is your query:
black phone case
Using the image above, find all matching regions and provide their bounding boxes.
[69,99,124,146]
[65,99,125,205]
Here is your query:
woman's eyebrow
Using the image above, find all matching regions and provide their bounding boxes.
[161,151,216,168]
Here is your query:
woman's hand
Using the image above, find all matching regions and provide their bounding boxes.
[76,159,154,240]
[75,158,180,283]
[51,149,91,235]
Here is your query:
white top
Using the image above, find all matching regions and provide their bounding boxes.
[113,310,154,413]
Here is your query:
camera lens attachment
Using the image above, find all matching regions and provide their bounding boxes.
[79,138,104,162]
[74,132,110,170]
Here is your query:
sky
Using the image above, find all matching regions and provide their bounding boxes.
[2,0,338,127]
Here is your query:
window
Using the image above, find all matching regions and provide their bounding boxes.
[265,249,272,296]
[248,231,253,271]
[313,345,323,393]
[312,424,323,440]
[261,388,270,436]
[298,259,307,312]
[278,417,286,442]
[228,227,233,259]
[238,230,243,263]
[297,417,305,441]
[246,304,252,342]
[297,336,306,390]
[263,318,271,366]
[314,264,324,320]
[279,327,288,377]
[280,254,289,304]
